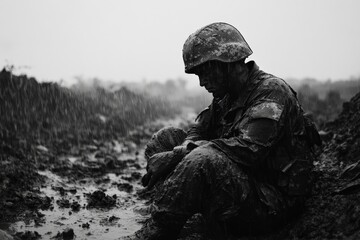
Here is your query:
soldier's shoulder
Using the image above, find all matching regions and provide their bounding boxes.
[258,73,295,96]
[259,73,285,88]
[247,102,284,121]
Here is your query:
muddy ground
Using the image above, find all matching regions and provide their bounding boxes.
[1,70,360,240]
[0,113,196,240]
[4,111,360,240]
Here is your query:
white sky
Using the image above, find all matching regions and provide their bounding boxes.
[0,0,359,87]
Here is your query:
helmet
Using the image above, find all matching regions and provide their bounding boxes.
[182,22,253,73]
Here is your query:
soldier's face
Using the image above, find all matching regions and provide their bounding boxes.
[195,63,228,98]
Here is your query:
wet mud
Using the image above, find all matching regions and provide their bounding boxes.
[0,112,195,240]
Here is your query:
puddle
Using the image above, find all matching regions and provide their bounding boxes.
[8,151,148,239]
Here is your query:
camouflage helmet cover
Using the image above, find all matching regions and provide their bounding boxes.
[182,22,253,73]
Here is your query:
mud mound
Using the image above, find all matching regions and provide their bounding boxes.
[266,91,360,239]
[86,190,117,209]
[324,92,360,164]
[0,68,177,144]
[0,141,44,221]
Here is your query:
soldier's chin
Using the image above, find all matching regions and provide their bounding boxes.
[212,92,225,99]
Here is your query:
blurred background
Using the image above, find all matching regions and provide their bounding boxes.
[1,0,360,127]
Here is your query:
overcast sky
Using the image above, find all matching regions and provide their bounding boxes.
[0,0,359,87]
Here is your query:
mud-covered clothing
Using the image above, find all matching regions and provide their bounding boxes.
[186,60,319,197]
[150,61,320,237]
[154,145,295,237]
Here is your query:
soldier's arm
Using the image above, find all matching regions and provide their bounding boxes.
[171,106,213,157]
[209,101,287,168]
[185,106,211,142]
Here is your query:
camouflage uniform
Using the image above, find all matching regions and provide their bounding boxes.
[150,61,320,237]
[129,22,321,239]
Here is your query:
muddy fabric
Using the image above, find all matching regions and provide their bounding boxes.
[146,61,320,236]
[186,61,320,196]
[154,144,286,215]
[144,126,187,161]
[142,127,187,188]
[152,144,302,237]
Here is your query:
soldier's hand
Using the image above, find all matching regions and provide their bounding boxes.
[141,140,209,189]
[172,140,208,155]
[142,151,181,189]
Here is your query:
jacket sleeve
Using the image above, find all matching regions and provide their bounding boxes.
[210,100,286,168]
[185,106,212,142]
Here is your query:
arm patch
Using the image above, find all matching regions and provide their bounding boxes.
[248,102,283,121]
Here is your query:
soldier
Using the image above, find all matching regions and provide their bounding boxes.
[126,22,321,240]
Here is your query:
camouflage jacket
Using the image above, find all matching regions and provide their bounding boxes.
[186,61,321,196]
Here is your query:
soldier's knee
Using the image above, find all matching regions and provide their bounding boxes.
[183,145,225,169]
[145,127,187,160]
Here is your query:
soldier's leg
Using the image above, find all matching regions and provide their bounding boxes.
[129,144,245,239]
[144,126,187,160]
[133,144,291,239]
[150,144,256,239]
[157,144,296,237]
[141,126,187,189]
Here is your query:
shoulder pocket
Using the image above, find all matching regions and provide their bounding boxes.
[248,102,284,121]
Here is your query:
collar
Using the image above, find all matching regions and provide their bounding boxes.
[226,60,263,111]
[211,61,264,123]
